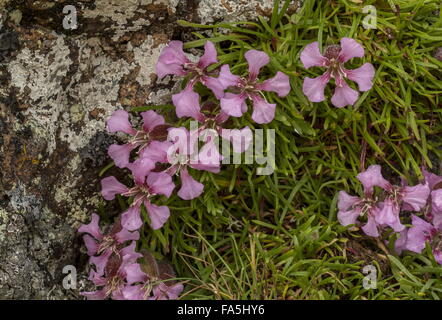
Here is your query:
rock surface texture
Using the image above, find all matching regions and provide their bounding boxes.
[0,0,274,299]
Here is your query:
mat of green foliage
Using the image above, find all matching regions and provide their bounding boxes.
[104,0,442,300]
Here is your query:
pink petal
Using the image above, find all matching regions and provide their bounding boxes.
[201,75,225,99]
[78,213,103,240]
[83,234,99,256]
[88,269,107,286]
[115,228,140,243]
[338,37,365,63]
[423,168,442,190]
[402,202,414,212]
[198,41,218,69]
[121,206,143,231]
[167,127,190,156]
[345,63,375,92]
[218,64,240,90]
[153,282,183,300]
[376,199,405,232]
[302,72,330,103]
[166,283,184,299]
[432,189,442,215]
[434,250,442,265]
[145,202,170,230]
[433,212,442,229]
[402,184,430,211]
[172,88,204,121]
[245,50,269,80]
[122,284,145,300]
[178,168,204,200]
[197,134,223,166]
[127,157,155,185]
[158,41,188,64]
[394,229,408,255]
[108,143,134,168]
[156,41,189,79]
[101,176,129,201]
[221,126,253,153]
[256,71,291,97]
[361,214,379,237]
[338,191,360,212]
[89,251,111,276]
[147,172,175,198]
[250,94,276,124]
[357,165,392,194]
[167,127,197,156]
[140,110,165,133]
[412,214,433,229]
[156,60,187,79]
[406,215,434,253]
[107,110,136,135]
[152,283,168,300]
[300,41,328,69]
[337,208,361,226]
[120,241,143,263]
[220,93,247,117]
[140,140,172,163]
[124,263,147,285]
[331,80,359,108]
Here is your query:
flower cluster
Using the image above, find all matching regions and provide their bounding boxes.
[78,40,292,299]
[79,36,378,299]
[338,165,442,264]
[395,170,442,264]
[101,42,291,231]
[161,41,291,124]
[78,214,183,300]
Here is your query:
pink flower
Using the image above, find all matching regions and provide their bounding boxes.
[338,164,430,237]
[218,49,290,124]
[403,215,442,265]
[152,282,184,300]
[423,168,442,191]
[101,164,175,230]
[376,198,405,233]
[77,214,139,275]
[356,164,392,195]
[172,88,223,122]
[172,93,253,153]
[139,140,173,164]
[394,229,409,255]
[122,264,184,300]
[122,253,184,300]
[401,183,431,211]
[300,37,375,108]
[106,110,169,168]
[337,190,381,237]
[81,243,143,300]
[338,165,394,236]
[432,189,442,216]
[164,127,220,200]
[156,41,224,98]
[377,182,429,233]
